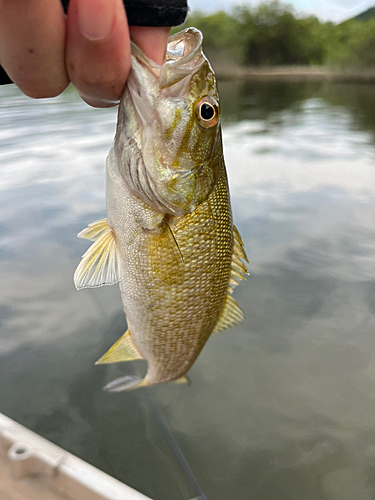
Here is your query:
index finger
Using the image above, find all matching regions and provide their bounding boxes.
[129,26,170,65]
[66,0,131,108]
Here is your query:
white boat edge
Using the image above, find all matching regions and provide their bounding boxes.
[0,411,152,500]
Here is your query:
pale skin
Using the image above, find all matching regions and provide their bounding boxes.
[0,0,170,107]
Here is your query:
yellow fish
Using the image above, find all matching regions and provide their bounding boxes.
[74,28,248,391]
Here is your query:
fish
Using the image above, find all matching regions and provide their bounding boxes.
[74,27,248,391]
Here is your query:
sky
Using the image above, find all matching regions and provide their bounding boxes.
[187,0,375,23]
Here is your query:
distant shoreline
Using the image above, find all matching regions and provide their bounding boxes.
[215,66,375,83]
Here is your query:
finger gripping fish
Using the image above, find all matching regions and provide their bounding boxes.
[74,28,248,391]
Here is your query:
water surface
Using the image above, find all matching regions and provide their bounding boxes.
[0,80,375,500]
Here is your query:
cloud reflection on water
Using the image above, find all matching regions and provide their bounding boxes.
[0,81,375,500]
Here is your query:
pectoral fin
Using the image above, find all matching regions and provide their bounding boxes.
[77,218,109,241]
[96,330,143,364]
[213,294,244,334]
[74,219,119,290]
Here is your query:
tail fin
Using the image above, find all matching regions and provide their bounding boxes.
[102,373,192,392]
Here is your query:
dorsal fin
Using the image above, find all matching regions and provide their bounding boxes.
[213,294,244,334]
[96,330,143,364]
[212,225,248,334]
[74,218,119,290]
[234,226,248,262]
[228,225,249,294]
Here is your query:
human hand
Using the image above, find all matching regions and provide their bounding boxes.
[0,0,170,107]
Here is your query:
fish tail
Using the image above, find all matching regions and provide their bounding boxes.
[102,373,191,392]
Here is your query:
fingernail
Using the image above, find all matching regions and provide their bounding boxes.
[78,0,116,41]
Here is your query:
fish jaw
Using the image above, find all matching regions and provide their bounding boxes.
[114,28,223,216]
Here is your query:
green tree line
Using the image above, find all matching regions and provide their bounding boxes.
[173,1,375,67]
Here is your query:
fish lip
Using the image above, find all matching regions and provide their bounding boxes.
[130,28,205,89]
[165,28,203,65]
[131,28,203,67]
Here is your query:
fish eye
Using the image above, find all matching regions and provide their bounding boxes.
[201,103,215,120]
[196,97,219,128]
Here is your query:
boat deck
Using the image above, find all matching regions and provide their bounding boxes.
[0,452,66,500]
[0,413,151,500]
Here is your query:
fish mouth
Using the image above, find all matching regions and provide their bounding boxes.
[130,28,205,89]
[127,28,205,129]
[120,29,210,215]
[165,27,203,66]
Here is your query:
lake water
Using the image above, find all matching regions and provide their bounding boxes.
[1,79,375,500]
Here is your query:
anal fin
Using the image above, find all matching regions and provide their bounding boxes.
[74,218,119,290]
[96,330,143,364]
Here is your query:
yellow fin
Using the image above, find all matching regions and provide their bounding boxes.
[74,219,119,290]
[96,330,143,364]
[102,373,192,392]
[213,294,244,334]
[228,225,249,293]
[234,225,249,262]
[147,220,184,285]
[103,375,144,392]
[77,218,109,241]
[173,375,192,385]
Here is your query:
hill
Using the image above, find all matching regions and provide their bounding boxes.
[353,6,375,22]
[176,2,375,68]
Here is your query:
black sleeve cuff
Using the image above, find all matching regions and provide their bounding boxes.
[0,66,12,86]
[60,0,188,27]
